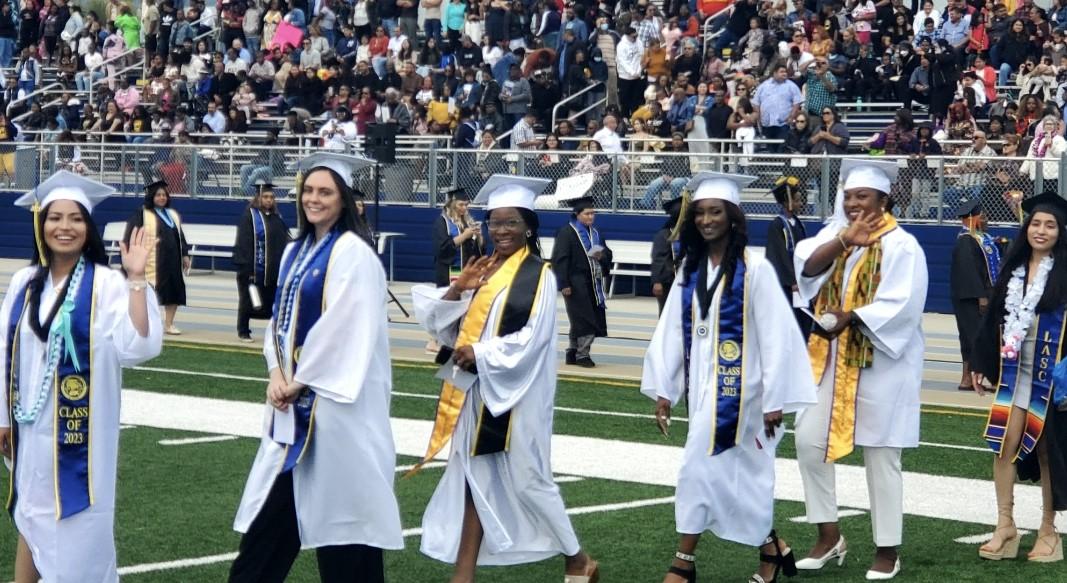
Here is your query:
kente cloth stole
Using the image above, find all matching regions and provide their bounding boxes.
[681,255,748,455]
[270,232,342,473]
[6,262,97,519]
[250,209,268,287]
[984,306,1067,461]
[142,208,182,287]
[569,220,606,306]
[409,248,548,476]
[808,214,897,462]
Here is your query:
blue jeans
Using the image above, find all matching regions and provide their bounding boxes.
[641,177,687,209]
[381,18,398,36]
[0,38,13,68]
[245,35,260,56]
[424,19,442,44]
[75,70,104,92]
[372,56,388,78]
[998,63,1012,87]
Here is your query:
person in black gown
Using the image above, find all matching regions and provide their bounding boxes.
[431,188,484,287]
[232,181,291,343]
[552,195,613,368]
[650,196,684,314]
[124,179,190,335]
[764,175,812,338]
[950,198,1000,391]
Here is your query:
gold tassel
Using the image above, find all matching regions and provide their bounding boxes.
[667,190,691,242]
[32,200,47,267]
[294,171,305,232]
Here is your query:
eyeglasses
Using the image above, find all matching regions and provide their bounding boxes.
[822,110,833,115]
[487,219,525,231]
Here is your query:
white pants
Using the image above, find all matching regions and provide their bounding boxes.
[794,380,904,547]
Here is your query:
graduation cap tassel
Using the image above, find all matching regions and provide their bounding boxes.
[294,171,305,232]
[667,191,691,243]
[32,200,48,267]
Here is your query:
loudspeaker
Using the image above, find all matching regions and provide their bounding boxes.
[365,123,397,164]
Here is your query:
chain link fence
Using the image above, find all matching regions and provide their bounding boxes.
[9,138,1064,227]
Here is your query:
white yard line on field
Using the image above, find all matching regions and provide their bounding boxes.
[131,366,989,453]
[158,435,239,446]
[788,509,868,523]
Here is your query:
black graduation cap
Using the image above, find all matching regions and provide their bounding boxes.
[569,196,596,213]
[955,198,982,218]
[255,180,275,193]
[662,196,684,213]
[1022,191,1067,220]
[144,179,168,194]
[446,187,470,202]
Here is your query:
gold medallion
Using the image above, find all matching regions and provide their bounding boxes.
[60,375,88,401]
[718,340,741,363]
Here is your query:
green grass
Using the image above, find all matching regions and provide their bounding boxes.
[2,344,1046,582]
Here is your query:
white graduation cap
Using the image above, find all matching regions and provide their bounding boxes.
[291,152,375,188]
[473,175,553,211]
[14,170,116,213]
[840,159,899,195]
[685,171,758,207]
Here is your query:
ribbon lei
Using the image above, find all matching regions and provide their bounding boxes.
[56,297,82,373]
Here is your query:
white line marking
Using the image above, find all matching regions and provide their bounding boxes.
[554,476,585,483]
[788,509,868,523]
[131,366,990,453]
[158,435,239,446]
[954,530,1032,544]
[394,461,447,473]
[120,425,137,430]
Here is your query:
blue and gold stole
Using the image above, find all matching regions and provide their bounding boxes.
[961,229,1002,286]
[270,230,344,473]
[443,215,465,280]
[777,214,797,252]
[250,208,269,287]
[6,262,96,519]
[984,306,1067,461]
[681,255,748,455]
[569,220,606,306]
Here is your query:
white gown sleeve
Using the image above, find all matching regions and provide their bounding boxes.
[851,235,929,359]
[291,236,387,404]
[749,259,817,415]
[411,283,473,347]
[101,269,163,367]
[793,225,839,303]
[640,270,686,406]
[471,267,557,417]
[0,268,33,428]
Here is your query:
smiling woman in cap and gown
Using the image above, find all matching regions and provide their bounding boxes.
[232,181,291,343]
[432,187,485,288]
[0,171,161,583]
[123,178,190,335]
[410,174,600,583]
[791,159,928,581]
[641,172,816,583]
[551,194,613,368]
[970,191,1067,564]
[229,153,403,583]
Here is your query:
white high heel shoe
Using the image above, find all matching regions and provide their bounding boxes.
[865,557,901,580]
[795,536,847,570]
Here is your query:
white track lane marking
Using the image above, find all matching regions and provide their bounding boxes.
[158,435,239,446]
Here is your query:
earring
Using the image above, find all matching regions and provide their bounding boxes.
[525,230,533,237]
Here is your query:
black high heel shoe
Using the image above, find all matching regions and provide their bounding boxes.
[666,551,696,582]
[749,530,797,583]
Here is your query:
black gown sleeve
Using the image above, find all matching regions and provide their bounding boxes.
[232,210,253,272]
[764,216,795,289]
[950,236,991,300]
[971,302,1004,382]
[432,216,459,266]
[176,213,190,257]
[551,226,573,291]
[650,228,672,286]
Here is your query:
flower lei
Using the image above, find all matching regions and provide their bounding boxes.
[1001,256,1054,361]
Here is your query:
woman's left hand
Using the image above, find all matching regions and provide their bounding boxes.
[452,345,477,372]
[182,256,192,273]
[120,226,151,278]
[763,410,783,438]
[818,309,853,337]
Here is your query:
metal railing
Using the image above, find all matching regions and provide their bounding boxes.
[551,82,605,129]
[5,138,1061,227]
[702,4,731,57]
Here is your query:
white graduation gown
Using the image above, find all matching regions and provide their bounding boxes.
[233,232,404,551]
[793,224,928,449]
[640,254,816,546]
[411,267,581,566]
[0,265,163,583]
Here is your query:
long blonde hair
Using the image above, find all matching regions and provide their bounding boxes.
[444,196,473,227]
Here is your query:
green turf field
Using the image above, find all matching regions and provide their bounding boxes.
[1,343,1063,582]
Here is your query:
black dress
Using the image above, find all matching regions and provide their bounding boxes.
[950,232,994,363]
[232,208,291,335]
[765,214,811,338]
[431,214,484,287]
[551,224,612,339]
[125,208,189,306]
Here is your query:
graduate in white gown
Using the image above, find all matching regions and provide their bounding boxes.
[410,175,600,583]
[791,159,928,581]
[230,153,403,583]
[641,172,817,583]
[0,171,162,583]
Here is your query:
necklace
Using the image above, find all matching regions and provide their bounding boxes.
[1001,256,1054,361]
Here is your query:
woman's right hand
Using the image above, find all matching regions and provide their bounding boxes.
[452,255,493,292]
[841,210,886,247]
[972,372,991,396]
[266,368,289,409]
[655,397,671,437]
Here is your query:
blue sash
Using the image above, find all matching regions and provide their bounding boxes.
[961,229,1001,286]
[271,231,342,472]
[984,305,1067,461]
[681,257,748,455]
[154,208,176,229]
[444,215,463,272]
[777,214,797,252]
[671,240,681,262]
[569,220,606,306]
[250,209,267,287]
[6,262,96,519]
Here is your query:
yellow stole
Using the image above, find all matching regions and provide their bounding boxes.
[410,247,533,472]
[142,208,182,287]
[808,213,897,462]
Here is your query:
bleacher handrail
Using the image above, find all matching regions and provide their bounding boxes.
[551,82,604,129]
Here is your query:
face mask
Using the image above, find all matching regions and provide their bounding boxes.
[594,55,602,61]
[600,23,609,30]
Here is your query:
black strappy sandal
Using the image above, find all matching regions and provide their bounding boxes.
[667,551,697,583]
[750,530,797,583]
